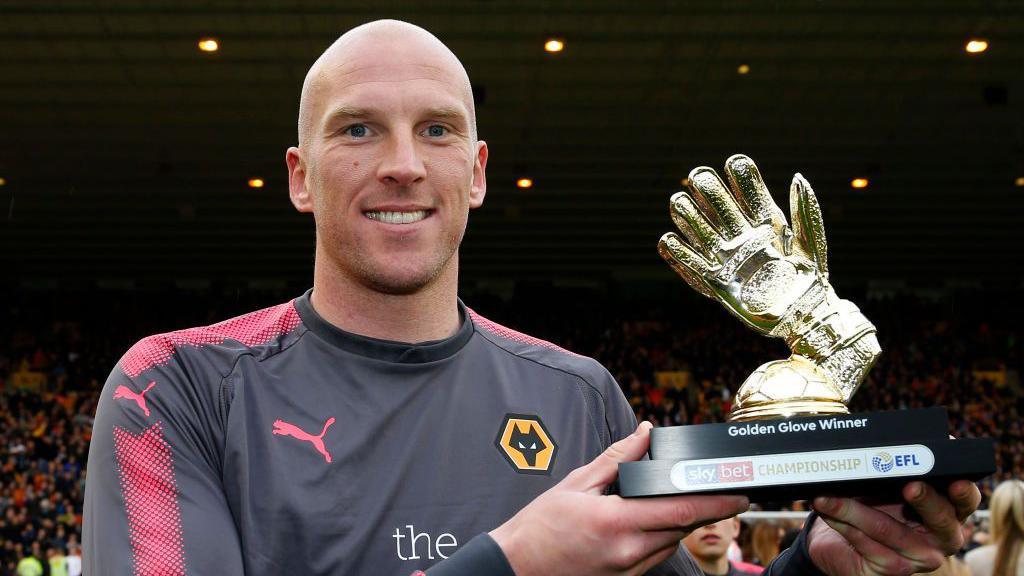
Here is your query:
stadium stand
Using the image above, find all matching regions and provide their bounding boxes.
[0,285,1019,574]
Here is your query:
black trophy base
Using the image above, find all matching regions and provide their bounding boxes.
[618,408,995,503]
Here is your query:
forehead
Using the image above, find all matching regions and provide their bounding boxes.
[328,51,455,85]
[313,48,470,117]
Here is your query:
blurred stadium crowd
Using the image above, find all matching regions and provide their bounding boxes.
[0,284,1019,575]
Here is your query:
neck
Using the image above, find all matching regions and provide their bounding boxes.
[310,249,461,343]
[694,554,730,576]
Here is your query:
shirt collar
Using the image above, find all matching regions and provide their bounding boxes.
[293,288,474,363]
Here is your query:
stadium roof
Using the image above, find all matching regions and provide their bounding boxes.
[2,1,1022,287]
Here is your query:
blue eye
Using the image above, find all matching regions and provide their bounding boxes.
[346,124,368,138]
[425,125,447,137]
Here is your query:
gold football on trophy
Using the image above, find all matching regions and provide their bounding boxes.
[730,356,847,421]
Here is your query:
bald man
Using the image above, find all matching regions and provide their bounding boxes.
[84,19,980,576]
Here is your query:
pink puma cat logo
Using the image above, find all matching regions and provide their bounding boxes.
[113,381,157,417]
[272,417,336,463]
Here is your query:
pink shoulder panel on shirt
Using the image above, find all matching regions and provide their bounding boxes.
[120,301,301,377]
[113,422,186,576]
[466,307,578,357]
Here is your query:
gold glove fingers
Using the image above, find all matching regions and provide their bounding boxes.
[659,154,882,418]
[688,167,752,238]
[723,154,788,231]
[669,191,725,258]
[790,174,829,276]
[657,232,716,298]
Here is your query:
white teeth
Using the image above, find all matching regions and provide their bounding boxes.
[364,210,429,224]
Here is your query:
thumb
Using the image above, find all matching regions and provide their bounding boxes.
[565,421,653,494]
[789,173,829,276]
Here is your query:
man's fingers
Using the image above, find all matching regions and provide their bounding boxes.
[947,480,982,523]
[623,494,749,532]
[689,167,751,238]
[658,233,716,298]
[817,515,924,576]
[564,421,653,493]
[941,441,981,521]
[903,482,968,553]
[813,496,939,567]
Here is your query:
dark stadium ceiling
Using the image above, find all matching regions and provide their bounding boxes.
[2,0,1023,287]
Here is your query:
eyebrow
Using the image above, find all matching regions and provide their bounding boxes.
[423,106,468,123]
[321,105,373,132]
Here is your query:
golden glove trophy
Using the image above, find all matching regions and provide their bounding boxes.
[618,155,995,502]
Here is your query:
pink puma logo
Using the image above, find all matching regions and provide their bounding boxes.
[272,417,335,463]
[113,381,157,417]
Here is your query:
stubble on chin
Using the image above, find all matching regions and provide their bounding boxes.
[349,248,455,296]
[358,267,435,295]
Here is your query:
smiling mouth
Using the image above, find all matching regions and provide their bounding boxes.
[363,210,432,224]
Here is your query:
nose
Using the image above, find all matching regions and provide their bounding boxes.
[377,131,426,186]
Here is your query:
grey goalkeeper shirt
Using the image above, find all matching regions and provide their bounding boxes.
[84,289,820,576]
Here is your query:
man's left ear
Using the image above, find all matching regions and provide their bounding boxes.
[469,140,488,208]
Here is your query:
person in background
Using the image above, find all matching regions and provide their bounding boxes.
[64,544,81,576]
[727,533,744,566]
[750,522,783,567]
[966,479,1024,576]
[47,546,67,576]
[683,517,763,576]
[16,542,44,576]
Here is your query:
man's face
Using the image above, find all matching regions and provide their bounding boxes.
[289,35,487,294]
[682,517,739,563]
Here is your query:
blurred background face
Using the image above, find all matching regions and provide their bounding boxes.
[298,30,485,295]
[683,516,739,562]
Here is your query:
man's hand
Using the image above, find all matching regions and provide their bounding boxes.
[807,480,982,575]
[489,421,749,576]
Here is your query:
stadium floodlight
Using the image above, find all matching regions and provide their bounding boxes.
[965,39,988,54]
[198,38,220,52]
[544,39,564,53]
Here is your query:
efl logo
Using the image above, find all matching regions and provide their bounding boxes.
[685,461,753,485]
[871,452,894,473]
[872,451,922,473]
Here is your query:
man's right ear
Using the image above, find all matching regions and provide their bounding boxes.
[286,147,313,213]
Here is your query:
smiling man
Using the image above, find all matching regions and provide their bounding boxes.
[285,20,485,343]
[84,19,980,576]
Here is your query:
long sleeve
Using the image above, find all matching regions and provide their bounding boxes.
[420,534,515,576]
[83,341,244,576]
[762,513,826,576]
